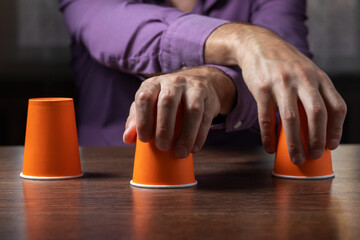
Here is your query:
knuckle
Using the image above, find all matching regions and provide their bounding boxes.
[287,143,298,154]
[334,99,347,116]
[259,116,272,128]
[156,126,170,138]
[135,90,152,104]
[147,76,159,83]
[158,91,175,108]
[282,108,297,122]
[187,102,202,115]
[257,80,272,94]
[296,65,314,85]
[279,71,290,81]
[274,70,290,86]
[193,81,206,90]
[295,65,309,77]
[170,75,186,85]
[309,102,325,118]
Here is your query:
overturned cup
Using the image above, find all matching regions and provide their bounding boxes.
[130,105,197,188]
[20,98,83,180]
[272,103,335,179]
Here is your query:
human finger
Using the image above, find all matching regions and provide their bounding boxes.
[298,86,327,159]
[155,82,182,151]
[191,98,217,153]
[319,74,347,150]
[134,79,160,142]
[174,89,204,158]
[123,102,137,144]
[256,94,277,154]
[277,90,305,165]
[123,121,137,144]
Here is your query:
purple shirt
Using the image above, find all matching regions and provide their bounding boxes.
[59,0,311,146]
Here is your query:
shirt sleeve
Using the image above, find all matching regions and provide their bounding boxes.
[59,0,228,74]
[251,0,312,58]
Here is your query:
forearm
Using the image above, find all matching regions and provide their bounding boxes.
[204,22,291,68]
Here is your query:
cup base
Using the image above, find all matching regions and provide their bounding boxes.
[20,172,83,180]
[130,180,197,188]
[272,172,335,180]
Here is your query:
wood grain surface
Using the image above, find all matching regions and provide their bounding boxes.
[0,145,359,240]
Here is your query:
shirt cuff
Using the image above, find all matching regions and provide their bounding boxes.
[206,65,258,132]
[160,14,228,73]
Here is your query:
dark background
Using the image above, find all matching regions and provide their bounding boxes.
[0,0,359,145]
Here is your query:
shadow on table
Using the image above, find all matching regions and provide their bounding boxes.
[195,161,273,191]
[82,171,119,179]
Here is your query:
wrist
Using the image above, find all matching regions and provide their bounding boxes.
[204,23,239,66]
[205,22,261,66]
[206,67,236,115]
[234,25,288,67]
[205,22,283,68]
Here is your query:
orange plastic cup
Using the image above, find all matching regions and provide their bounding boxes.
[20,98,83,180]
[273,103,334,179]
[130,105,197,188]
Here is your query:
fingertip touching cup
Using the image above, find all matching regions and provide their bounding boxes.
[130,104,197,188]
[21,98,83,180]
[273,103,334,179]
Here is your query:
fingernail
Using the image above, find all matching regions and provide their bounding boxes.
[192,144,200,153]
[328,139,339,150]
[174,145,189,158]
[156,138,170,151]
[291,153,305,165]
[310,149,323,159]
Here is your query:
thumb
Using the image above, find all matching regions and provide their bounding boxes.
[123,121,137,144]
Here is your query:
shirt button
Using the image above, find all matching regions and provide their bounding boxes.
[234,121,242,129]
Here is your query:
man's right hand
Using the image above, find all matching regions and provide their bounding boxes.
[205,23,347,165]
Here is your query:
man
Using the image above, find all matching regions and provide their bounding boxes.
[59,0,346,165]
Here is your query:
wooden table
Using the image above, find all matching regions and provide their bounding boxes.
[0,145,359,240]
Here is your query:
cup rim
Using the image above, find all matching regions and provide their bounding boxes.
[29,97,73,102]
[130,180,197,188]
[272,172,335,180]
[20,172,83,180]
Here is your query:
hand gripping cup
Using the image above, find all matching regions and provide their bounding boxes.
[20,98,83,180]
[130,105,197,188]
[273,103,335,179]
